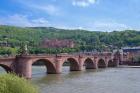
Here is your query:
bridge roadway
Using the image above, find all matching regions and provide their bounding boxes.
[0,52,121,78]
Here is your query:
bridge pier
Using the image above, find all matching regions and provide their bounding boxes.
[15,56,32,79]
[78,58,85,71]
[79,65,84,71]
[55,58,62,74]
[94,62,98,69]
[114,59,120,67]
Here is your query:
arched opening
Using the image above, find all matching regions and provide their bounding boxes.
[62,58,79,72]
[84,58,96,69]
[32,59,56,76]
[0,64,12,73]
[98,59,106,68]
[108,60,117,67]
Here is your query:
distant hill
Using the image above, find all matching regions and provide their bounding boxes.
[0,25,140,53]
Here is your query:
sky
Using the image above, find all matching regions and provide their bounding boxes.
[0,0,140,31]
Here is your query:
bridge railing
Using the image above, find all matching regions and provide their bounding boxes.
[0,52,113,58]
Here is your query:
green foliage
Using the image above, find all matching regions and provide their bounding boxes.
[0,47,18,55]
[29,47,79,54]
[0,25,140,54]
[0,73,39,93]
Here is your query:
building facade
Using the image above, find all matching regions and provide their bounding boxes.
[40,38,75,48]
[122,47,140,65]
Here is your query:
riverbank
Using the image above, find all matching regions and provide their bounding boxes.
[119,65,140,68]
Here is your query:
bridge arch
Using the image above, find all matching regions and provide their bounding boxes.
[108,60,117,67]
[98,59,106,68]
[62,58,79,71]
[84,58,96,69]
[32,59,56,74]
[0,64,12,73]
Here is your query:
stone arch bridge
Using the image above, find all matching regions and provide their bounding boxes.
[0,52,121,79]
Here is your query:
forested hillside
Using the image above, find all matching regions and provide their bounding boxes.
[0,25,140,55]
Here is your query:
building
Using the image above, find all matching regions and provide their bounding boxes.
[122,47,140,64]
[40,38,75,48]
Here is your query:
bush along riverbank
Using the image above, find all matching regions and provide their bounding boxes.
[0,73,39,93]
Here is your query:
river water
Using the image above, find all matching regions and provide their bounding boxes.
[32,66,140,93]
[1,66,140,93]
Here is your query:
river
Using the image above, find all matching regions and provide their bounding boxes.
[1,66,140,93]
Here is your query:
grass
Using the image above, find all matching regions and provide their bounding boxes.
[0,73,39,93]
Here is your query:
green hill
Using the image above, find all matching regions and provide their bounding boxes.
[0,25,140,55]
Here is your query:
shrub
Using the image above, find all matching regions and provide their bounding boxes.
[0,74,39,93]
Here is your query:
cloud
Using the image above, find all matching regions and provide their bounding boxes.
[0,14,49,27]
[92,21,132,31]
[72,0,97,7]
[56,20,132,32]
[53,25,85,30]
[31,18,49,27]
[0,14,133,31]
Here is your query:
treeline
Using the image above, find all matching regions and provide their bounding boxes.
[0,25,140,55]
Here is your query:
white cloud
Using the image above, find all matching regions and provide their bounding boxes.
[92,21,132,31]
[72,0,97,7]
[55,20,132,32]
[58,26,84,30]
[30,18,49,27]
[0,15,133,31]
[0,14,49,27]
